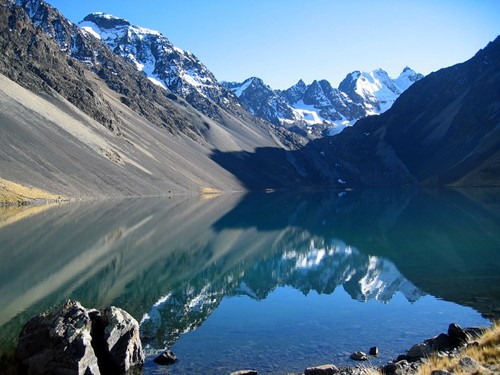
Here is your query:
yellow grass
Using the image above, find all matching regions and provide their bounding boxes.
[0,177,66,205]
[415,322,500,375]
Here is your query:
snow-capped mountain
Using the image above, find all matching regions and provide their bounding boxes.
[78,13,232,114]
[222,77,295,125]
[338,67,424,115]
[224,68,423,137]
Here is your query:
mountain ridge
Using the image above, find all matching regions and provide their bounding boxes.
[1,0,305,198]
[0,0,498,198]
[223,67,423,137]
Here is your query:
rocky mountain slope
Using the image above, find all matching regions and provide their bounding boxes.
[0,0,305,197]
[211,37,500,189]
[223,67,423,137]
[77,12,244,122]
[304,36,500,187]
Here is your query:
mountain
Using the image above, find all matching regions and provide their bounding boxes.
[338,67,423,115]
[1,0,498,195]
[305,37,500,187]
[221,77,296,126]
[223,68,423,137]
[0,0,302,198]
[78,12,240,121]
[213,37,500,189]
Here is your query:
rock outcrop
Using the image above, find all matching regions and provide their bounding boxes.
[16,300,144,375]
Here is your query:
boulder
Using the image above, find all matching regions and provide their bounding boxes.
[406,343,431,361]
[100,306,144,371]
[350,351,369,361]
[369,346,378,356]
[448,323,467,345]
[304,364,339,374]
[153,350,177,365]
[425,333,454,351]
[458,356,478,372]
[229,371,258,375]
[380,360,411,375]
[16,300,144,375]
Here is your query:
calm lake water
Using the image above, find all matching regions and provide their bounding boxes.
[1,188,499,374]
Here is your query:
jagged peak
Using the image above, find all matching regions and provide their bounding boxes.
[83,12,131,29]
[372,67,389,75]
[349,70,361,79]
[401,66,415,73]
[82,12,131,29]
[246,76,262,85]
[295,79,306,87]
[80,12,163,40]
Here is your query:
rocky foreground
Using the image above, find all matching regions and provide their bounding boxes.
[227,324,490,375]
[12,300,497,375]
[15,300,144,374]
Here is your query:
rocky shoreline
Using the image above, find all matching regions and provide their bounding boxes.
[11,301,492,375]
[225,323,488,375]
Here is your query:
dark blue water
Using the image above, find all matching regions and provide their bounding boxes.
[1,188,499,374]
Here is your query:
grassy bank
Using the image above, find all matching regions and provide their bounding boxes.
[415,321,499,375]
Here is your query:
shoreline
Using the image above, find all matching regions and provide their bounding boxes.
[5,301,498,375]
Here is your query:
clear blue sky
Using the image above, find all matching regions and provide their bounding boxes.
[46,0,499,89]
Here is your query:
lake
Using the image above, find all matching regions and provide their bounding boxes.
[1,188,499,374]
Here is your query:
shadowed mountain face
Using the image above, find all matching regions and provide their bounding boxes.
[312,37,500,187]
[211,37,500,189]
[1,188,498,354]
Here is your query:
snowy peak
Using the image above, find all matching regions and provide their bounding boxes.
[283,79,307,104]
[222,77,294,122]
[339,67,423,115]
[82,12,131,29]
[79,12,162,46]
[225,77,271,98]
[78,13,230,116]
[226,67,422,138]
[395,66,424,91]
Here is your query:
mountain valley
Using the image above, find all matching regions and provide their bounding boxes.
[0,0,499,202]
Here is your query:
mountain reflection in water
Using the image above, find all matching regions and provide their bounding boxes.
[0,188,499,369]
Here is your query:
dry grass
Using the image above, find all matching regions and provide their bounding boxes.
[0,177,66,205]
[416,322,500,375]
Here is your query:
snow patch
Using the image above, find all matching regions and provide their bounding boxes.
[232,78,254,97]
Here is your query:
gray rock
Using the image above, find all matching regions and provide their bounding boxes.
[369,346,378,356]
[16,300,144,375]
[381,360,411,375]
[458,356,477,371]
[406,343,432,361]
[425,333,453,351]
[349,351,368,361]
[448,323,467,344]
[229,371,258,375]
[101,306,144,370]
[153,350,177,366]
[430,371,453,375]
[304,364,339,374]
